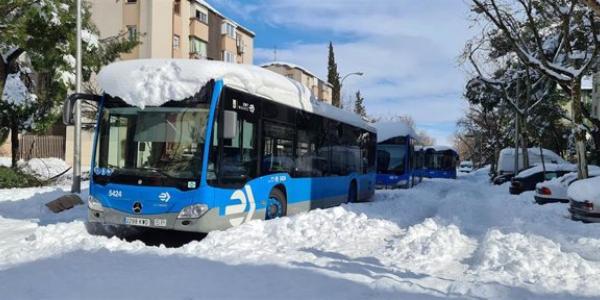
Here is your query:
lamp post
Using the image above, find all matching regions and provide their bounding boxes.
[71,0,82,193]
[341,72,364,86]
[340,72,364,107]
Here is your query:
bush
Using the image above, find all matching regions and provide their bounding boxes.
[0,167,41,188]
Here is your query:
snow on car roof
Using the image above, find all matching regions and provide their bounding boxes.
[518,164,600,179]
[569,176,600,202]
[97,59,374,132]
[375,122,417,142]
[500,148,564,161]
[515,163,576,178]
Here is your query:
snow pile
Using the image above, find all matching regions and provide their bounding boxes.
[3,169,600,298]
[375,121,417,142]
[568,176,600,202]
[97,59,373,131]
[1,73,37,106]
[0,157,71,181]
[473,230,600,295]
[19,158,71,181]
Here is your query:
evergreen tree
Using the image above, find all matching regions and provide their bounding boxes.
[327,42,341,107]
[0,0,137,167]
[353,90,366,118]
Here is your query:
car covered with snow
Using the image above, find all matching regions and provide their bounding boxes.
[492,148,565,185]
[509,163,575,195]
[534,167,600,204]
[568,176,600,223]
[458,160,474,173]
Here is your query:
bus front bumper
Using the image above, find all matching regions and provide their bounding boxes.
[88,207,260,233]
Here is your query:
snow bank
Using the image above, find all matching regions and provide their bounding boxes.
[97,60,374,131]
[3,166,600,298]
[473,230,600,295]
[19,158,71,181]
[568,176,600,202]
[375,122,417,142]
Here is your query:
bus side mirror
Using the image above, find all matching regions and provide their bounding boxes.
[223,110,238,139]
[63,93,102,125]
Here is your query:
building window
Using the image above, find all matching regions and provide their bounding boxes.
[127,25,137,41]
[221,22,236,39]
[173,35,180,49]
[174,0,181,15]
[190,38,207,58]
[195,10,208,23]
[223,51,235,63]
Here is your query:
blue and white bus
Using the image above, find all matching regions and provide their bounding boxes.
[418,146,459,179]
[375,122,421,188]
[63,60,377,233]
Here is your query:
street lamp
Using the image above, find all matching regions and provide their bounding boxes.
[339,72,364,107]
[72,0,82,193]
[341,72,364,86]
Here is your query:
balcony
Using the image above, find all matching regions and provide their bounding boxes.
[190,19,209,42]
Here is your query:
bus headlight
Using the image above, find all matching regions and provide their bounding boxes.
[88,195,104,212]
[177,204,208,219]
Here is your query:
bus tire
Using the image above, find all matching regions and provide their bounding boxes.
[348,181,358,203]
[266,188,287,220]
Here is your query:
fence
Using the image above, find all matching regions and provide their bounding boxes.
[19,135,65,160]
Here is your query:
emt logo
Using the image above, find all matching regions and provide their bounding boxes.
[225,185,256,226]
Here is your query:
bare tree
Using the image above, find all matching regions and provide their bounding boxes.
[471,0,600,178]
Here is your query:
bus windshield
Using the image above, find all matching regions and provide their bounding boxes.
[377,144,407,175]
[94,104,210,183]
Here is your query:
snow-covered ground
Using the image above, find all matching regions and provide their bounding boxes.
[1,170,599,299]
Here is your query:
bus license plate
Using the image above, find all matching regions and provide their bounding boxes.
[125,217,150,227]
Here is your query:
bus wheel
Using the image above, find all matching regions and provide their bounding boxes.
[266,188,286,220]
[348,181,358,203]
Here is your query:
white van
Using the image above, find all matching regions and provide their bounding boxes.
[497,148,565,175]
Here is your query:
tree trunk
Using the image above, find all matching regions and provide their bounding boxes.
[514,111,520,174]
[520,114,530,168]
[590,130,600,165]
[10,115,19,169]
[572,79,589,179]
[0,58,7,99]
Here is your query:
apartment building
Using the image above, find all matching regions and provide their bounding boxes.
[90,0,254,64]
[262,62,333,104]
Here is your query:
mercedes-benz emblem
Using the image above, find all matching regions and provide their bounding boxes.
[132,202,142,214]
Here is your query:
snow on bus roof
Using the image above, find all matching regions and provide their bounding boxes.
[375,122,417,142]
[96,59,374,131]
[423,145,458,153]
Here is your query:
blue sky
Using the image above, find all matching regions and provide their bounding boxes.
[209,0,475,145]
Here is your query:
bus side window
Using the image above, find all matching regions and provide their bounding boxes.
[262,122,295,175]
[217,89,259,188]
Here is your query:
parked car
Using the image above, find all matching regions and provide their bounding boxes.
[493,173,514,185]
[458,161,474,173]
[493,148,565,185]
[568,176,600,223]
[509,164,575,195]
[534,168,600,204]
